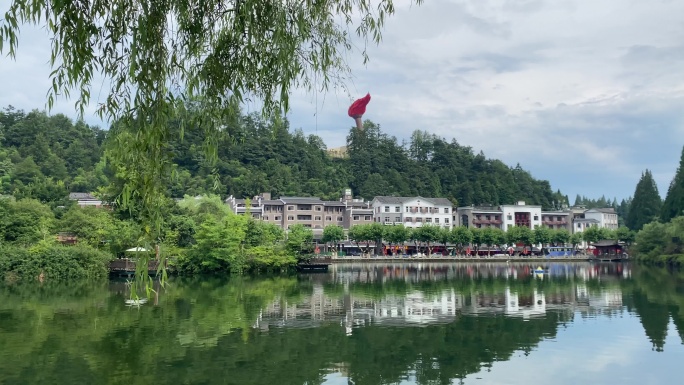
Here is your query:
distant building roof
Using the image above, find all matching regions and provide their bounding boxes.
[587,207,616,214]
[279,197,323,204]
[69,192,98,200]
[373,196,453,206]
[574,218,599,223]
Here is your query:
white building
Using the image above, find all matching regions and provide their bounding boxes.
[584,208,619,230]
[371,196,454,229]
[499,201,542,231]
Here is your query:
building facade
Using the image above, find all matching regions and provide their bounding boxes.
[225,189,373,239]
[370,196,454,229]
[584,208,619,230]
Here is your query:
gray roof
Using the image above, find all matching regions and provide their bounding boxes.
[279,197,323,204]
[321,201,346,206]
[373,196,453,206]
[457,206,501,212]
[261,200,283,205]
[587,208,616,214]
[574,218,599,223]
[69,192,98,200]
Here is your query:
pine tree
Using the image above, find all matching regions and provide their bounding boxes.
[661,145,684,222]
[626,170,662,231]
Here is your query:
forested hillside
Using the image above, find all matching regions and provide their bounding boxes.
[0,105,566,209]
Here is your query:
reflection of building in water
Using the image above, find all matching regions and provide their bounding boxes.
[330,262,631,285]
[254,282,625,332]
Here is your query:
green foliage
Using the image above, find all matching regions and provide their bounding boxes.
[551,228,571,246]
[615,226,635,245]
[180,213,248,274]
[0,244,111,282]
[626,170,662,231]
[634,216,684,265]
[450,226,473,253]
[285,224,314,260]
[582,226,602,245]
[1,198,55,246]
[506,225,533,247]
[385,224,411,246]
[569,232,583,247]
[533,226,552,247]
[661,145,684,222]
[322,225,345,252]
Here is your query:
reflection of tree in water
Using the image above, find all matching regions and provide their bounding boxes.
[1,264,684,384]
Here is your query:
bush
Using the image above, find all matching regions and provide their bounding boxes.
[0,244,112,283]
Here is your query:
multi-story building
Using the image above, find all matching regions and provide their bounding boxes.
[540,211,572,231]
[225,189,373,239]
[455,205,503,229]
[584,208,619,230]
[500,201,542,231]
[370,196,454,229]
[456,201,542,231]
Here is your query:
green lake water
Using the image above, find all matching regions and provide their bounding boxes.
[1,262,683,385]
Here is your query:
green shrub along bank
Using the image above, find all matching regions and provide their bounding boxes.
[0,244,112,283]
[632,216,684,266]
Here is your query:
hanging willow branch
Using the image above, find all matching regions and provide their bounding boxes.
[0,0,421,291]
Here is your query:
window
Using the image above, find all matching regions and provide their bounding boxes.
[445,218,450,224]
[533,215,539,221]
[507,214,512,220]
[395,216,401,222]
[365,215,371,221]
[275,216,281,221]
[435,218,440,224]
[416,217,423,223]
[405,217,412,222]
[384,206,390,212]
[486,215,490,220]
[297,215,312,221]
[287,215,294,220]
[444,207,449,213]
[405,207,410,213]
[315,216,321,221]
[264,216,269,220]
[337,216,343,221]
[298,205,312,211]
[395,206,400,212]
[353,215,360,221]
[325,216,332,221]
[287,205,295,211]
[426,218,432,223]
[315,206,322,211]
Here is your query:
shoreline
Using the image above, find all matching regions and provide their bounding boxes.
[326,256,626,263]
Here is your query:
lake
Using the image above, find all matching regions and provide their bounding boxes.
[1,262,683,385]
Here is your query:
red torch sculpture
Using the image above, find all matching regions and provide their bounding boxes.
[347,93,371,130]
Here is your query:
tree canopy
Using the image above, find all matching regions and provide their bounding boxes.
[626,170,662,231]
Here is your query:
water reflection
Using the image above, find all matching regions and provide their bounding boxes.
[256,263,629,334]
[0,262,683,385]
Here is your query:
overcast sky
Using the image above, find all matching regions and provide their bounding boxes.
[2,0,684,203]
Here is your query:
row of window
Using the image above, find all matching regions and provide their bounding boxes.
[380,206,451,214]
[261,215,373,222]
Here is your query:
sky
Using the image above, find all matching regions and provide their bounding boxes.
[2,0,684,203]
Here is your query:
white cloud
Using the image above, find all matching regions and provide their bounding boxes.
[3,0,684,200]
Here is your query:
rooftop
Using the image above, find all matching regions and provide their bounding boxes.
[373,196,453,207]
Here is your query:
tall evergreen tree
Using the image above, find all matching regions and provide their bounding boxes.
[626,170,662,231]
[661,145,684,222]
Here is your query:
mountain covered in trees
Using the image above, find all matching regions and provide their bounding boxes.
[0,105,567,209]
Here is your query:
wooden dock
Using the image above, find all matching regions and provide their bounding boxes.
[108,258,163,277]
[297,257,333,272]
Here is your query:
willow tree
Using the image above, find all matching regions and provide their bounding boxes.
[0,0,419,287]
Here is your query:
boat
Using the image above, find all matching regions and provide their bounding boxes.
[533,266,548,274]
